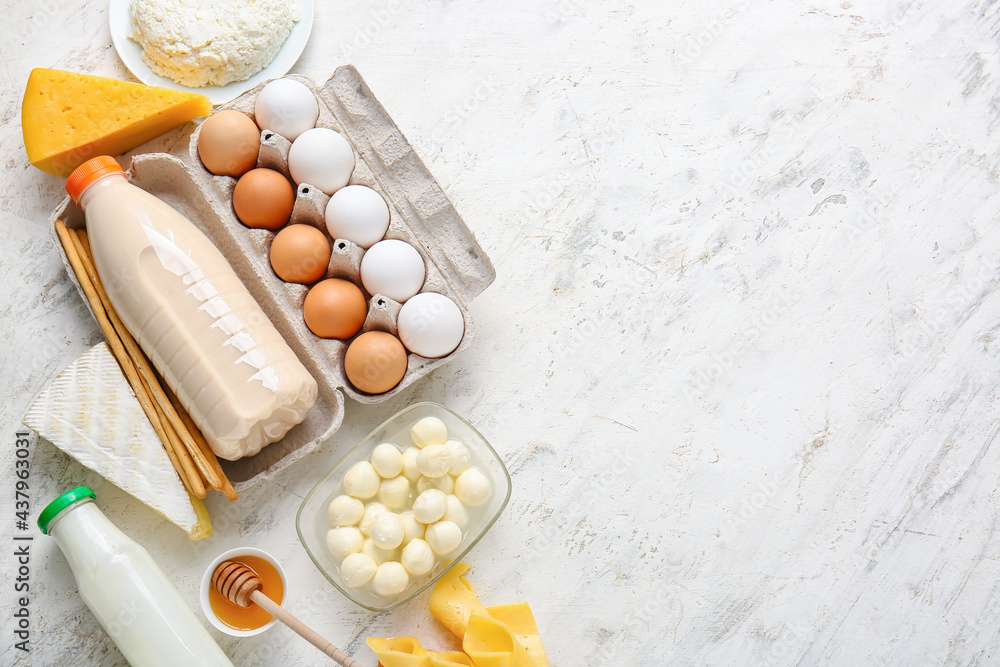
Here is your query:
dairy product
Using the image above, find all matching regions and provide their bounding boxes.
[40,488,235,666]
[21,68,211,177]
[129,0,300,87]
[68,157,317,460]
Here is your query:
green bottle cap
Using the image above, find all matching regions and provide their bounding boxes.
[38,486,96,535]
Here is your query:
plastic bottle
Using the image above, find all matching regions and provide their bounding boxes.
[65,156,317,461]
[39,487,235,666]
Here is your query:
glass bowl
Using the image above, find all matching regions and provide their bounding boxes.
[296,402,511,611]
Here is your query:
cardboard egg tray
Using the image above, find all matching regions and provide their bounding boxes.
[48,66,495,489]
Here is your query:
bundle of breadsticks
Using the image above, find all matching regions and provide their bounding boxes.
[55,219,238,502]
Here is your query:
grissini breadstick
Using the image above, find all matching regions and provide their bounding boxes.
[73,228,223,492]
[55,220,205,498]
[165,385,239,502]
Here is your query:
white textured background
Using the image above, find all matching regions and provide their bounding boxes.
[3,0,1000,665]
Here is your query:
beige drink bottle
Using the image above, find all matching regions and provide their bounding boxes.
[66,156,317,460]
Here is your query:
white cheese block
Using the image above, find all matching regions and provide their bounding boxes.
[23,343,210,539]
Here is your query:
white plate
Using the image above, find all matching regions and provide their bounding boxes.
[108,0,314,105]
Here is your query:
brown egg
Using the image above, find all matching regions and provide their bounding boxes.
[344,331,408,394]
[233,168,295,230]
[270,225,331,284]
[198,110,260,177]
[302,278,367,339]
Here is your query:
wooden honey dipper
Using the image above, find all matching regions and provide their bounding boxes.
[212,561,364,666]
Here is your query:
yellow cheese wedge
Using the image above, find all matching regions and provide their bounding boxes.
[462,615,533,667]
[22,68,212,177]
[429,563,491,639]
[366,637,431,667]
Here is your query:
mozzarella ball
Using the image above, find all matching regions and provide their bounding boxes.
[340,552,377,588]
[377,475,411,510]
[416,444,451,478]
[412,489,448,524]
[360,239,425,303]
[445,439,470,475]
[455,468,491,507]
[326,526,363,560]
[425,521,463,555]
[370,512,405,550]
[401,538,435,576]
[325,185,390,249]
[362,538,400,565]
[342,461,380,499]
[327,494,365,527]
[410,417,448,448]
[401,446,422,482]
[417,474,455,495]
[399,510,425,545]
[288,128,355,195]
[359,502,388,536]
[371,443,404,478]
[373,561,409,596]
[443,494,469,529]
[253,78,318,141]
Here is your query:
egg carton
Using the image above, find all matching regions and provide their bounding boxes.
[48,66,495,489]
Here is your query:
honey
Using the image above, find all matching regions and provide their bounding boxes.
[208,555,284,631]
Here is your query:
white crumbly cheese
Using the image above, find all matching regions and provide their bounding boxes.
[129,0,300,88]
[22,343,204,537]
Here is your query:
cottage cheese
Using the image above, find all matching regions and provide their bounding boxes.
[129,0,299,88]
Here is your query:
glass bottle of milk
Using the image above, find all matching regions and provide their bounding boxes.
[39,487,234,666]
[65,156,317,461]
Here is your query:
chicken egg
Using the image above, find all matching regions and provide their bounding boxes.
[288,128,355,195]
[253,78,318,141]
[198,110,260,177]
[269,224,331,284]
[360,239,425,303]
[302,278,367,339]
[232,168,294,230]
[324,185,390,249]
[344,331,408,394]
[397,292,465,358]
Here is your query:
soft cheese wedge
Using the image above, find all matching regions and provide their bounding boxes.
[23,343,211,539]
[22,68,212,177]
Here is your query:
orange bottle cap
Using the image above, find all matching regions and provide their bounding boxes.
[66,156,124,204]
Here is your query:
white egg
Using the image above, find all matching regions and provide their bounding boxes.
[416,444,451,479]
[340,552,377,588]
[327,494,365,527]
[397,292,465,358]
[360,239,425,303]
[253,78,318,141]
[425,520,463,555]
[326,526,363,559]
[342,461,380,499]
[377,475,411,510]
[359,502,388,536]
[401,446,422,482]
[409,417,448,448]
[399,510,425,545]
[372,561,409,596]
[443,494,469,529]
[455,468,490,507]
[400,538,435,576]
[416,474,454,495]
[325,185,390,249]
[288,128,355,195]
[370,512,405,550]
[370,443,404,478]
[445,439,470,475]
[412,488,447,524]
